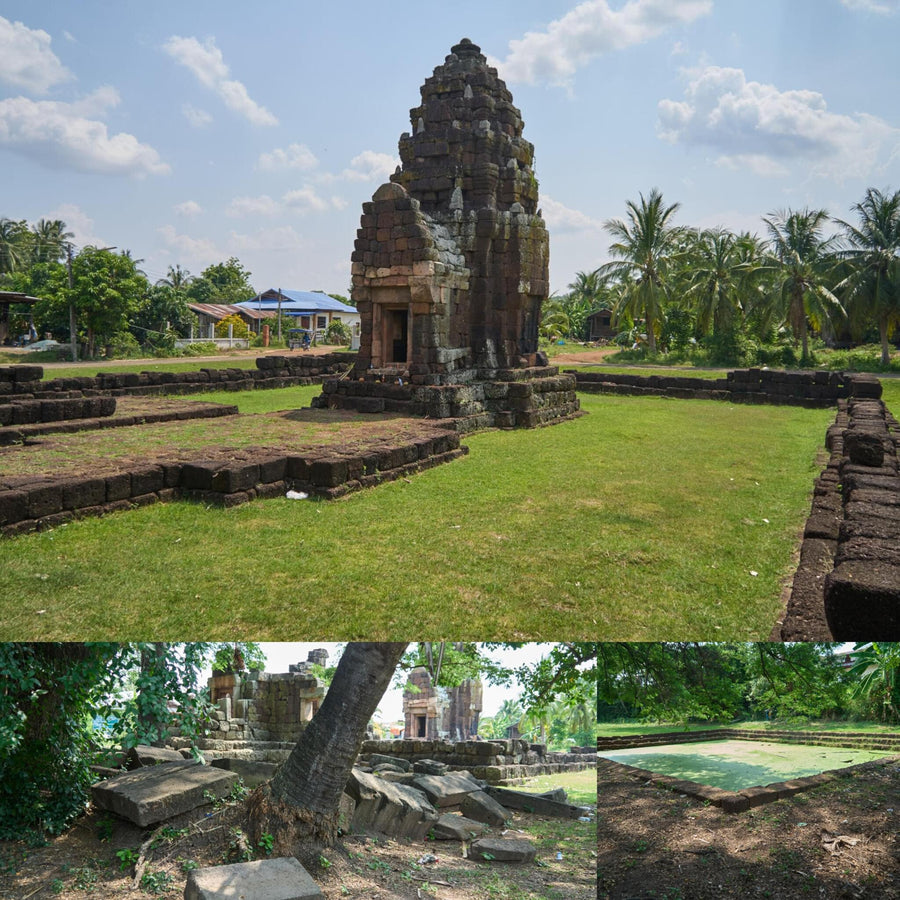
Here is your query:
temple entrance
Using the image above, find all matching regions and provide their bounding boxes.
[385,307,409,364]
[416,715,427,738]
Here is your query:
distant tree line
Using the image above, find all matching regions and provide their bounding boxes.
[0,217,353,358]
[542,187,900,370]
[597,642,900,726]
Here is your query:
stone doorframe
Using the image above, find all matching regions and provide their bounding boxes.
[370,290,413,368]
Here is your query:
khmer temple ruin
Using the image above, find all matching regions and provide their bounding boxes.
[315,38,580,429]
[402,665,483,741]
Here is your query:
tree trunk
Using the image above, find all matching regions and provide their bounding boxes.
[880,315,891,367]
[800,313,809,361]
[245,642,408,867]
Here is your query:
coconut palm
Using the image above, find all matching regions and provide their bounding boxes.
[156,263,195,293]
[761,207,844,360]
[683,227,758,336]
[30,218,74,265]
[834,187,900,366]
[0,218,30,276]
[599,189,683,354]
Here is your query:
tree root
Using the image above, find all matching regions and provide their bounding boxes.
[244,784,339,869]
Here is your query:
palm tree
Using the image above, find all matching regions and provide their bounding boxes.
[761,207,843,360]
[156,263,194,293]
[600,189,683,354]
[0,218,30,276]
[30,218,73,265]
[848,643,900,723]
[683,227,756,335]
[834,187,900,366]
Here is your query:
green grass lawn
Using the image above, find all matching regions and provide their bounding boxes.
[0,390,831,640]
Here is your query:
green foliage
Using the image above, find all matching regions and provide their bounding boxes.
[186,257,254,306]
[324,319,352,345]
[116,848,138,871]
[0,643,122,842]
[105,331,143,359]
[211,642,266,674]
[140,868,174,894]
[214,313,250,339]
[660,307,695,353]
[259,832,275,856]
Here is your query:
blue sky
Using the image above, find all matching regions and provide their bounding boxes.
[2,1,898,297]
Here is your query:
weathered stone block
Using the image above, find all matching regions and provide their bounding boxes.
[460,789,508,826]
[91,761,237,827]
[469,836,536,863]
[184,858,324,900]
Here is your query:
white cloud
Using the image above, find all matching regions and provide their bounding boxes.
[157,224,219,261]
[258,142,318,171]
[657,65,900,180]
[540,195,604,233]
[840,0,898,12]
[492,0,712,87]
[340,150,398,182]
[174,200,203,217]
[227,194,281,217]
[182,103,213,128]
[0,89,170,176]
[63,30,76,43]
[162,35,277,126]
[0,16,72,93]
[229,225,306,253]
[44,203,105,248]
[227,186,342,218]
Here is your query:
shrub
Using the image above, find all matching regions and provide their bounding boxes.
[324,320,351,345]
[214,314,249,339]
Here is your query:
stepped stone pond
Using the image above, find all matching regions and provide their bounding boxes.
[598,738,890,792]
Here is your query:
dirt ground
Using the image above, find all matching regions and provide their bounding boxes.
[0,795,596,900]
[598,758,900,899]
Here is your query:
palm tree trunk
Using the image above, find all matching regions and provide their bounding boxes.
[880,315,891,367]
[800,315,809,360]
[245,642,407,867]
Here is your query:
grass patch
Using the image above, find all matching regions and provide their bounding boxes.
[0,393,831,640]
[516,769,596,808]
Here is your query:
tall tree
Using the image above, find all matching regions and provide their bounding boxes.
[0,218,30,277]
[246,642,408,867]
[600,189,683,354]
[762,207,843,359]
[30,218,73,266]
[848,642,900,723]
[186,257,254,305]
[683,227,755,336]
[156,263,195,293]
[834,187,900,365]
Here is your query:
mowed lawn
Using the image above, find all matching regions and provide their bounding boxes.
[0,390,833,640]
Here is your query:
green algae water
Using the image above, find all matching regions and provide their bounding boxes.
[599,739,890,791]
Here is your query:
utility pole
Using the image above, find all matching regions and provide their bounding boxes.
[66,245,77,363]
[277,287,282,342]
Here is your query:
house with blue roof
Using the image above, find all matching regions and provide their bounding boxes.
[236,289,359,341]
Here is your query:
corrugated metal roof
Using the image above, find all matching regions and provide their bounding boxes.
[0,291,39,305]
[188,303,272,321]
[237,289,357,314]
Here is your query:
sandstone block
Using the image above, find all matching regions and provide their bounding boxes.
[184,858,324,900]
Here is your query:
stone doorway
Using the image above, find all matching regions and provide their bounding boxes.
[385,307,409,365]
[415,714,427,738]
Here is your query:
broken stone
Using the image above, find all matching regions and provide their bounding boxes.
[91,760,237,827]
[209,758,278,788]
[431,813,489,841]
[412,759,449,776]
[127,745,186,768]
[469,836,536,863]
[460,790,508,827]
[345,768,437,840]
[412,771,483,807]
[485,786,584,819]
[184,857,324,900]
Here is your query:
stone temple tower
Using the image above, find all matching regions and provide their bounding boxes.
[351,38,548,379]
[317,39,579,428]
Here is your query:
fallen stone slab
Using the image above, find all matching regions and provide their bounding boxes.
[412,771,483,807]
[127,745,186,767]
[469,836,536,863]
[345,768,437,840]
[412,759,449,776]
[485,786,584,819]
[184,857,324,900]
[460,790,508,827]
[431,813,489,841]
[91,760,237,827]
